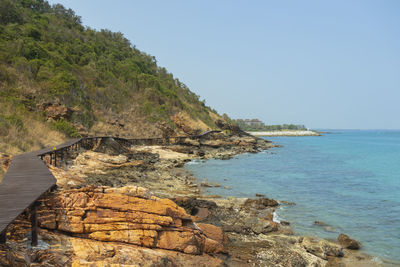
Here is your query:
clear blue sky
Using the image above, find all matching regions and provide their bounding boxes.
[48,0,400,129]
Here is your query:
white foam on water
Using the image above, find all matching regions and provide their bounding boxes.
[186,160,201,165]
[272,210,281,223]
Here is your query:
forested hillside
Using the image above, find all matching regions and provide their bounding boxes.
[0,0,223,154]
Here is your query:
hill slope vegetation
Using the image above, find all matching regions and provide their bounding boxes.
[0,0,224,154]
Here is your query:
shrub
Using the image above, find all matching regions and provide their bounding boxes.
[51,119,80,137]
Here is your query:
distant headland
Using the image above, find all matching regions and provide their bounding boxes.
[233,119,321,136]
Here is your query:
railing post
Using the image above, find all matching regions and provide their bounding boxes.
[54,152,57,167]
[31,202,38,247]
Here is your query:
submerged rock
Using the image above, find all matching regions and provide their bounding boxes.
[280,200,296,205]
[314,221,336,233]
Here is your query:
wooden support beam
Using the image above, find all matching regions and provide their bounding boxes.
[0,230,6,244]
[31,203,38,247]
[54,152,57,167]
[60,151,64,167]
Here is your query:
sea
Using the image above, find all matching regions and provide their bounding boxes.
[185,130,400,264]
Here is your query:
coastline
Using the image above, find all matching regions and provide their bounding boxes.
[248,130,321,136]
[165,134,384,266]
[185,135,400,266]
[179,135,389,266]
[0,133,386,266]
[188,153,399,266]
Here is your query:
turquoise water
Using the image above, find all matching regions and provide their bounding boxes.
[185,130,400,262]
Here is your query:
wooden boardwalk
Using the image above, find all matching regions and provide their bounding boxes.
[0,138,81,243]
[0,154,55,241]
[0,131,220,244]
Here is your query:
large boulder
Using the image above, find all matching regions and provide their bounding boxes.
[242,217,279,234]
[242,197,279,210]
[302,237,343,260]
[338,234,361,250]
[170,197,217,217]
[196,223,225,243]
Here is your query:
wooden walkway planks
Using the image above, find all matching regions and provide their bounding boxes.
[0,137,82,235]
[0,153,56,234]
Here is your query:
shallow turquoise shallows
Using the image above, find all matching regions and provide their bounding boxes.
[185,130,400,263]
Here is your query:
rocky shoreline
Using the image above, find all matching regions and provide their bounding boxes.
[0,132,382,266]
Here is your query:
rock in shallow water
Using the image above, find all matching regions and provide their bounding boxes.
[200,181,213,187]
[280,200,296,205]
[243,197,279,210]
[338,234,361,250]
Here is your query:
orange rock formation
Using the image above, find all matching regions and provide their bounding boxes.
[37,185,225,256]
